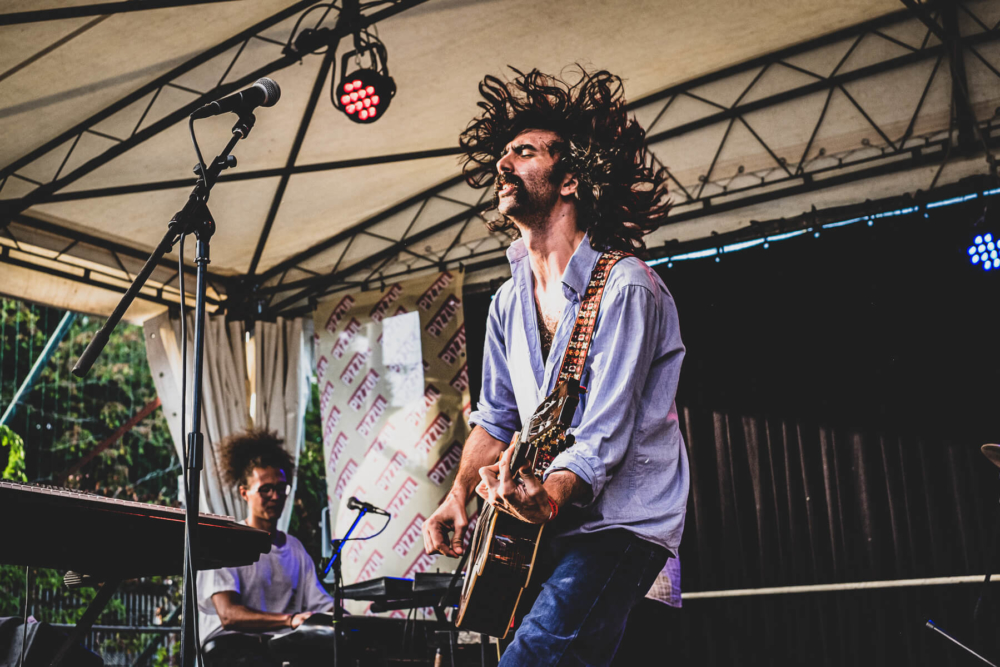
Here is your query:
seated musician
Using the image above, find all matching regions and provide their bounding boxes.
[197,429,334,664]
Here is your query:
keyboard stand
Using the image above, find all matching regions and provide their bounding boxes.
[49,576,123,667]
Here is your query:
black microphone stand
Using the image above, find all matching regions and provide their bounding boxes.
[72,111,257,667]
[323,507,368,667]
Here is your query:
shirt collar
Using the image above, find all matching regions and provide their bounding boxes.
[506,234,599,298]
[560,234,600,298]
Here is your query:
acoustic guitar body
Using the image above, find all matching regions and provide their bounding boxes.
[455,379,580,638]
[455,502,545,637]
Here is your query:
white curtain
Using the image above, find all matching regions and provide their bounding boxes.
[252,317,313,531]
[143,310,250,521]
[144,311,312,530]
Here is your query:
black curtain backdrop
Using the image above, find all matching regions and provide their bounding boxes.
[461,193,1000,665]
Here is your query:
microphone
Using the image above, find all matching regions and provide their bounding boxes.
[190,78,281,120]
[347,496,389,516]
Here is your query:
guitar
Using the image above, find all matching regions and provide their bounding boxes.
[455,378,581,638]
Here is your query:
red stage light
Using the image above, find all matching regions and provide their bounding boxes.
[337,69,395,123]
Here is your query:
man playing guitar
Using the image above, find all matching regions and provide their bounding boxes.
[422,67,690,666]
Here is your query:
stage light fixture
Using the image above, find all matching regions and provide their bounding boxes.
[333,36,395,124]
[969,233,997,271]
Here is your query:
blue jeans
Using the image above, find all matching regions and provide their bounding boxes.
[499,529,670,667]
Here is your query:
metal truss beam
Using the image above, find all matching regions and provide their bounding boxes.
[0,0,317,183]
[263,199,491,314]
[645,173,998,265]
[247,0,352,277]
[256,173,468,283]
[276,251,511,319]
[625,6,925,112]
[1,0,430,216]
[642,29,999,149]
[0,244,221,309]
[10,212,230,283]
[259,128,1000,317]
[33,147,464,204]
[0,0,241,26]
[665,133,1000,226]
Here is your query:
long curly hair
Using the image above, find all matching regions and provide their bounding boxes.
[459,66,670,254]
[220,428,295,488]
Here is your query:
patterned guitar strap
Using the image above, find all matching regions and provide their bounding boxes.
[532,249,631,474]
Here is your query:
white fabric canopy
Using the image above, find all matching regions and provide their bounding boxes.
[2,1,999,318]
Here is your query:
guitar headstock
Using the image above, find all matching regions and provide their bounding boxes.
[509,378,581,475]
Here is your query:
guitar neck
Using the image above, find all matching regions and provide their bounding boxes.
[509,378,581,477]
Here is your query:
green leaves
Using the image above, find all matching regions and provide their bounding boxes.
[0,424,26,482]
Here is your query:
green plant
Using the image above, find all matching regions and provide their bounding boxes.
[288,380,327,562]
[1,424,26,481]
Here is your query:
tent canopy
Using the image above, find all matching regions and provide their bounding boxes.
[1,0,998,320]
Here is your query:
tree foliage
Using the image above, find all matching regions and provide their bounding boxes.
[0,299,179,637]
[288,380,327,562]
[1,424,26,481]
[0,299,328,665]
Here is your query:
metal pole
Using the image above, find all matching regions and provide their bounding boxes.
[180,216,214,667]
[0,310,75,426]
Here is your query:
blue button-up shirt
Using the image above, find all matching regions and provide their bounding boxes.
[469,235,689,551]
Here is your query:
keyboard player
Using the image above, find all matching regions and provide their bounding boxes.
[197,429,334,666]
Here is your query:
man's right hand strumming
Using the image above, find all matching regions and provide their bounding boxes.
[422,426,508,557]
[423,487,469,557]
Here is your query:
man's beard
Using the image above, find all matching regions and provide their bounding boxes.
[493,172,560,231]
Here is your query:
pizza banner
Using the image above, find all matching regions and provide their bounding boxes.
[313,271,475,615]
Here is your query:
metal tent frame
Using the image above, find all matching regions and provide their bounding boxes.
[1,1,998,318]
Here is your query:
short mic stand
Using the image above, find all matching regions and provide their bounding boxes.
[72,111,257,667]
[323,506,368,667]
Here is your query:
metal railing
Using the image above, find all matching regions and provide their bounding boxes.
[31,586,181,667]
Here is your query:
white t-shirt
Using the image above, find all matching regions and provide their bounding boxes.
[197,528,335,641]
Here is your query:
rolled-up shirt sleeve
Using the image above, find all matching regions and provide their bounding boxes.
[468,288,521,444]
[197,567,239,614]
[545,284,662,501]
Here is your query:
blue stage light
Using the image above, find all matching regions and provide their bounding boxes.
[968,232,999,271]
